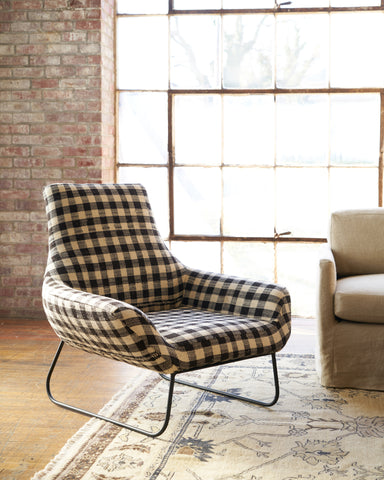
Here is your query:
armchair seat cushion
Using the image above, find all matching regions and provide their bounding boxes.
[335,274,384,324]
[148,308,289,372]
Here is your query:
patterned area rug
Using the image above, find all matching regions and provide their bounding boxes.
[32,354,384,480]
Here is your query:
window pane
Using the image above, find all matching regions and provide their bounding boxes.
[223,242,275,283]
[331,12,384,88]
[330,168,378,211]
[119,93,168,165]
[276,14,329,89]
[224,0,274,7]
[331,0,380,6]
[330,94,380,166]
[174,0,221,8]
[276,168,329,238]
[223,15,274,89]
[276,95,328,166]
[117,17,168,90]
[171,242,221,272]
[174,95,221,165]
[277,243,320,317]
[224,95,274,166]
[118,167,169,237]
[117,0,168,14]
[171,15,220,89]
[174,167,221,235]
[223,168,275,237]
[283,0,328,6]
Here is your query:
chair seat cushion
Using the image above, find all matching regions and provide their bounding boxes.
[147,307,290,372]
[335,274,384,324]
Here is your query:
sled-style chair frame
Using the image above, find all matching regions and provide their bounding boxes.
[42,183,291,437]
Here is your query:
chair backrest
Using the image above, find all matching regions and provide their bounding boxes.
[330,208,384,277]
[43,183,185,311]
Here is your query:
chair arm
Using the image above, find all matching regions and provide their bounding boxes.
[317,243,337,327]
[42,277,171,370]
[182,268,291,326]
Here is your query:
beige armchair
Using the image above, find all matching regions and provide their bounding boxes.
[317,209,384,391]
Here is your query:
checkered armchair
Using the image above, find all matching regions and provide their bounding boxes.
[43,183,291,437]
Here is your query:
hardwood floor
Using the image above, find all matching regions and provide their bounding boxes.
[0,317,317,480]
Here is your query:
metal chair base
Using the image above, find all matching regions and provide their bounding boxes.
[46,341,280,438]
[46,341,176,438]
[160,352,280,407]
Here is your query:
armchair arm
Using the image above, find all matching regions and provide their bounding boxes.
[182,268,291,327]
[316,243,338,384]
[317,243,337,329]
[42,277,172,372]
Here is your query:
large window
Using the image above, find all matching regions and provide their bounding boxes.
[116,0,384,316]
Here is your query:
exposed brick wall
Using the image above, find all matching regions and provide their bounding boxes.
[0,0,115,319]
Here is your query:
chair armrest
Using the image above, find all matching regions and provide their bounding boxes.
[317,243,337,327]
[42,277,169,370]
[182,268,291,326]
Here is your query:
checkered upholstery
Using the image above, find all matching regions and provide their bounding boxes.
[43,183,291,374]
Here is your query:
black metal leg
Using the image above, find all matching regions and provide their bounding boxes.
[46,341,176,438]
[160,353,280,407]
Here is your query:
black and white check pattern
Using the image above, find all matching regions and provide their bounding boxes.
[43,183,291,374]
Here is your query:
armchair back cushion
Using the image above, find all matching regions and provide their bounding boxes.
[330,209,384,277]
[44,183,185,312]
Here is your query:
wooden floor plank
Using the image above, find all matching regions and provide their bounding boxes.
[0,317,316,480]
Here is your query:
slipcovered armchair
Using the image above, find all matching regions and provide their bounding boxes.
[42,183,291,437]
[317,209,384,391]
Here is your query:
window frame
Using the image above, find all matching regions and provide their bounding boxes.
[116,1,384,280]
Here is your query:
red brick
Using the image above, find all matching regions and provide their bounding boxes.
[30,124,60,134]
[0,288,15,297]
[13,135,43,145]
[31,146,61,156]
[0,45,15,55]
[45,158,75,167]
[0,146,30,157]
[0,79,30,90]
[0,55,28,66]
[11,21,41,32]
[45,65,77,78]
[30,55,61,66]
[14,158,44,168]
[0,254,29,265]
[45,112,77,123]
[16,44,46,55]
[1,168,31,179]
[43,0,67,8]
[63,168,89,179]
[15,287,42,298]
[15,222,45,233]
[31,167,62,179]
[31,79,59,89]
[62,146,89,156]
[41,21,74,32]
[29,32,61,44]
[12,1,43,9]
[1,190,30,200]
[13,112,44,123]
[3,277,32,287]
[12,90,41,100]
[61,31,87,42]
[77,158,98,167]
[78,112,101,122]
[15,199,44,211]
[15,244,46,255]
[60,124,88,134]
[76,20,101,30]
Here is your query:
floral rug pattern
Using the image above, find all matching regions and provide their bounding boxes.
[32,355,384,480]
